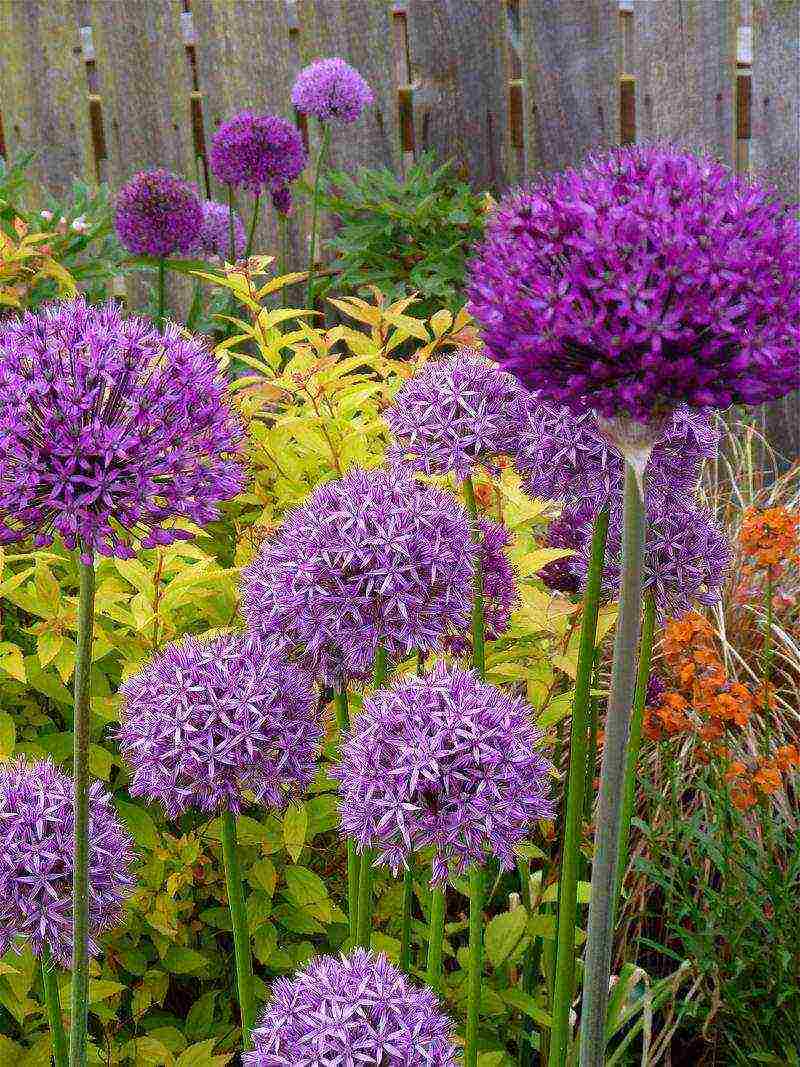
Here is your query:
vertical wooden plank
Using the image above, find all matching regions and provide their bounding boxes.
[405,0,510,191]
[632,1,737,165]
[520,0,620,177]
[0,0,94,201]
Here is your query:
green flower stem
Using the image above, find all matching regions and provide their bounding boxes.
[334,689,360,942]
[42,944,68,1067]
[245,194,261,258]
[462,474,486,678]
[549,507,610,1067]
[615,593,657,905]
[465,865,484,1067]
[399,865,415,973]
[354,646,388,948]
[221,809,255,1049]
[227,184,237,262]
[425,886,446,991]
[156,257,166,332]
[579,463,646,1067]
[69,560,95,1067]
[278,213,288,305]
[584,659,600,826]
[306,122,331,307]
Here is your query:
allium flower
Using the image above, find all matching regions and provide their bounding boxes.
[0,299,244,561]
[245,950,460,1066]
[271,185,293,215]
[118,633,319,818]
[210,112,307,195]
[386,348,531,479]
[469,145,800,421]
[645,673,666,709]
[0,759,135,968]
[191,198,246,260]
[241,469,478,686]
[335,662,553,884]
[291,58,374,124]
[115,169,203,257]
[447,519,517,653]
[538,502,596,595]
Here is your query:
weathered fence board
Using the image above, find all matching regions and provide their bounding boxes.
[519,0,620,177]
[0,0,94,200]
[406,0,510,191]
[633,0,737,165]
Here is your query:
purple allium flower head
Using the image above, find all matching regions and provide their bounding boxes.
[209,112,307,195]
[645,673,666,709]
[241,469,478,687]
[0,759,135,968]
[538,502,597,595]
[386,348,531,479]
[190,198,246,260]
[335,662,553,885]
[0,299,245,562]
[447,519,517,653]
[291,58,374,124]
[469,145,800,421]
[118,633,320,819]
[270,185,293,216]
[244,949,460,1066]
[115,169,203,257]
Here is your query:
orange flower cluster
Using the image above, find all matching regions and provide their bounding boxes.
[740,505,800,580]
[644,611,799,810]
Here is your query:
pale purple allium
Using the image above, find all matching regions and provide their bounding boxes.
[241,469,478,687]
[335,662,553,885]
[386,348,531,479]
[271,185,293,216]
[447,519,517,653]
[209,112,307,195]
[0,299,244,562]
[115,169,203,257]
[245,950,460,1066]
[291,58,374,124]
[538,503,596,596]
[469,145,800,421]
[118,634,319,819]
[191,198,246,260]
[645,673,666,709]
[0,759,135,969]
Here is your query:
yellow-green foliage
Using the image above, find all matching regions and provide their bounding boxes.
[0,216,76,309]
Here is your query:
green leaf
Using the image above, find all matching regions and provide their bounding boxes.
[499,987,553,1026]
[248,858,276,897]
[284,865,327,906]
[116,799,160,849]
[0,713,15,761]
[185,991,216,1040]
[283,804,307,862]
[162,946,208,975]
[485,907,528,968]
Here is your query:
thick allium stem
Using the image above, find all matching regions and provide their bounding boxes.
[579,464,645,1066]
[549,506,610,1067]
[425,886,446,992]
[69,561,95,1067]
[334,689,360,942]
[306,122,331,307]
[399,866,415,973]
[462,475,486,677]
[221,810,255,1049]
[156,258,166,332]
[42,944,68,1067]
[245,194,261,258]
[354,645,388,949]
[465,865,484,1067]
[616,593,657,906]
[227,184,237,263]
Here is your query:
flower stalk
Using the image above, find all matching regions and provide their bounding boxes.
[334,689,360,942]
[156,257,166,332]
[425,886,446,991]
[69,560,95,1067]
[245,194,261,258]
[306,122,331,307]
[354,645,388,949]
[579,464,646,1067]
[221,809,255,1049]
[549,506,610,1067]
[399,866,415,973]
[227,184,237,263]
[42,944,69,1067]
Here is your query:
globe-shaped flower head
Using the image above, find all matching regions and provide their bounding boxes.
[210,111,307,195]
[191,198,246,260]
[386,347,532,479]
[0,759,135,968]
[0,299,244,562]
[291,57,374,124]
[469,145,800,421]
[335,662,553,885]
[115,169,203,257]
[242,469,479,686]
[119,634,320,818]
[244,950,460,1066]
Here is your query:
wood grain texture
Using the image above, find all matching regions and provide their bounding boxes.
[519,0,620,177]
[0,0,94,200]
[406,0,510,191]
[632,0,737,164]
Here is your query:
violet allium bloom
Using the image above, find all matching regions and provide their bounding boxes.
[538,503,596,596]
[241,469,478,686]
[645,673,666,709]
[0,759,135,968]
[291,58,374,124]
[271,185,293,215]
[118,634,319,818]
[115,169,202,257]
[210,112,307,195]
[469,145,800,421]
[386,348,531,479]
[191,198,246,260]
[245,950,460,1066]
[335,662,553,884]
[0,299,244,562]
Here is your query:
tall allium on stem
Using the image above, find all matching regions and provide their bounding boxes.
[0,299,244,1066]
[291,57,373,305]
[469,145,800,1066]
[118,633,319,1048]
